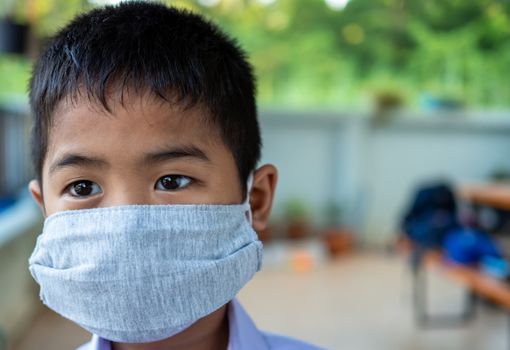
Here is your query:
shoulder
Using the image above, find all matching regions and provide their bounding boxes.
[228,299,325,350]
[262,331,326,350]
[74,334,111,350]
[75,342,91,350]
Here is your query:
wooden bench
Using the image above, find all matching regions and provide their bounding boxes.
[403,184,510,348]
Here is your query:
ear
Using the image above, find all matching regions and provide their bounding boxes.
[28,179,46,217]
[249,164,277,233]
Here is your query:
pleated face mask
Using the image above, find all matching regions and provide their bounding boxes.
[28,200,262,343]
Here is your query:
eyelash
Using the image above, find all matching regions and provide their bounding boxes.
[154,175,193,191]
[65,180,102,198]
[64,175,193,198]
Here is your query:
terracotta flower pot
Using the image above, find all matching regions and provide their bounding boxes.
[322,228,354,258]
[257,224,273,243]
[286,219,309,239]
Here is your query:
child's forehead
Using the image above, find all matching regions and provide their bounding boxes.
[52,91,216,135]
[46,92,224,159]
[55,89,208,122]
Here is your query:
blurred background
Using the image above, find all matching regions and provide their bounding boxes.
[2,0,510,349]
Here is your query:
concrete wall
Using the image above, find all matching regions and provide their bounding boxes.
[259,110,510,245]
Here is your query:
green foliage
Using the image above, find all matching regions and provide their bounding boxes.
[194,0,510,108]
[323,200,343,227]
[3,0,510,109]
[1,0,93,36]
[0,55,30,106]
[283,197,310,221]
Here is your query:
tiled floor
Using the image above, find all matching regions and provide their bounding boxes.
[13,239,508,350]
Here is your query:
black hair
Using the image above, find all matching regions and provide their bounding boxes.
[29,1,260,196]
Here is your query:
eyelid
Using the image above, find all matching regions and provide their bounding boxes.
[155,174,193,191]
[64,180,102,198]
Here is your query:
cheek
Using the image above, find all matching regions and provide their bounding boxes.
[40,175,85,214]
[40,189,74,215]
[212,172,244,204]
[39,178,59,216]
[204,145,244,204]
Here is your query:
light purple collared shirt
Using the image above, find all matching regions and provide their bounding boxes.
[76,299,324,350]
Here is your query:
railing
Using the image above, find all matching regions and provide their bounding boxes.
[0,105,32,199]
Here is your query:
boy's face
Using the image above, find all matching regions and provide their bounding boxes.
[31,93,245,216]
[28,92,277,347]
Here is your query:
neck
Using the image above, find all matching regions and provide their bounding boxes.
[111,304,229,350]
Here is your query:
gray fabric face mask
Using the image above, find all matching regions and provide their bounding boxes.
[28,202,262,343]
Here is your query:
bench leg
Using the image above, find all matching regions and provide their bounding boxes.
[412,261,477,328]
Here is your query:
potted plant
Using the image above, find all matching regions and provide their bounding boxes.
[283,197,310,239]
[369,86,406,125]
[256,221,274,243]
[321,200,354,258]
[373,89,404,114]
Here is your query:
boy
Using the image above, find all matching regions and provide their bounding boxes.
[26,2,323,350]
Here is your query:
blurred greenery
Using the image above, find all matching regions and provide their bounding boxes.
[0,54,30,107]
[2,0,510,109]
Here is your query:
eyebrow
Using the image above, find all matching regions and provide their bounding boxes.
[48,145,211,176]
[142,145,211,165]
[49,154,107,175]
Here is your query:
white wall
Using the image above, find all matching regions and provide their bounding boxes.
[260,115,341,224]
[259,111,510,245]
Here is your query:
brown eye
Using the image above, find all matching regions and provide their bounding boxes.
[155,175,192,191]
[67,180,102,197]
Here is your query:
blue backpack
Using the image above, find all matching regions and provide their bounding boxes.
[402,182,459,248]
[443,227,501,265]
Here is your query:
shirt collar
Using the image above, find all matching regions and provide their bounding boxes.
[227,298,270,350]
[85,299,269,350]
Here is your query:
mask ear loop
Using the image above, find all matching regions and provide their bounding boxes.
[244,172,254,224]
